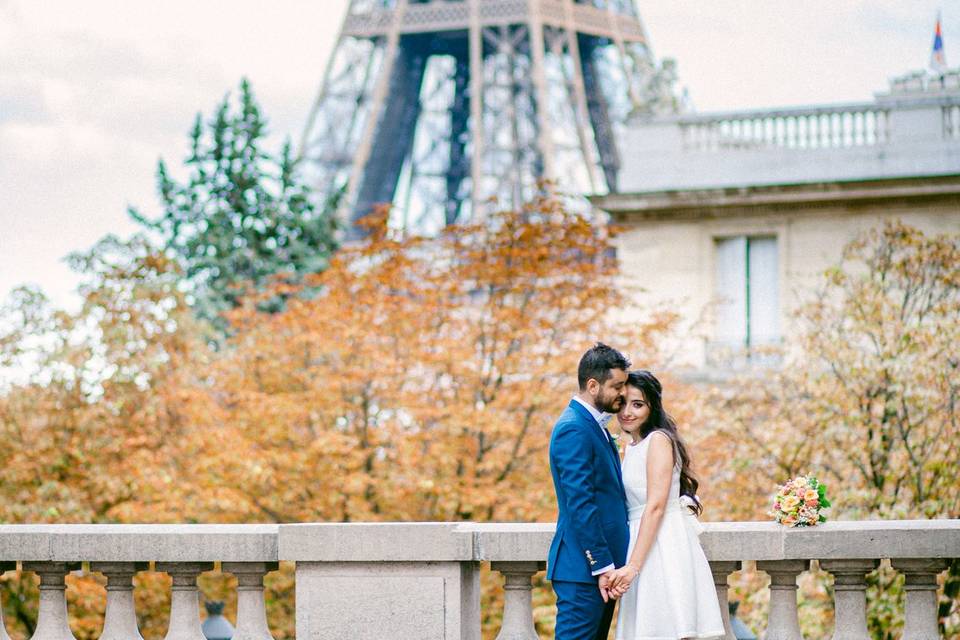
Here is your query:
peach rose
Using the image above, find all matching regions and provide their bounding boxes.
[781,495,801,511]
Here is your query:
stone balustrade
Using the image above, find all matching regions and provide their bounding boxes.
[0,520,957,639]
[616,69,960,192]
[0,525,278,640]
[675,104,891,152]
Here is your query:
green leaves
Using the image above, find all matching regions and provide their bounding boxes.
[816,482,831,508]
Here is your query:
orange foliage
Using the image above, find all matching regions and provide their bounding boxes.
[0,198,680,638]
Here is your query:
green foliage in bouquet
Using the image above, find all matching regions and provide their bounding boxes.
[770,475,831,527]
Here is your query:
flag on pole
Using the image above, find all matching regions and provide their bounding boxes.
[931,12,947,74]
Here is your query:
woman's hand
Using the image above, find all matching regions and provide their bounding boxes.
[608,563,640,598]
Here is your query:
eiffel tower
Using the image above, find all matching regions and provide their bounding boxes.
[300,0,666,234]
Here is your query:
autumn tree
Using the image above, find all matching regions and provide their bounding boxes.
[130,78,338,328]
[701,221,959,518]
[0,235,231,640]
[199,197,678,525]
[696,220,960,637]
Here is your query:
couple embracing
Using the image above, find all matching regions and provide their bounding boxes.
[548,343,725,640]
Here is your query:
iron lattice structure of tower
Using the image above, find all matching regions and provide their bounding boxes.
[300,0,664,234]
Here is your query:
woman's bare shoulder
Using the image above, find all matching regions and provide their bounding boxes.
[645,430,676,464]
[646,430,673,446]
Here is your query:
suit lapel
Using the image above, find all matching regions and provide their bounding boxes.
[602,426,626,500]
[605,427,624,478]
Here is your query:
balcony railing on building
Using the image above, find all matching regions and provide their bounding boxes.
[0,520,957,639]
[616,69,960,193]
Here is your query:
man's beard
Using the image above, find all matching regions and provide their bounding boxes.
[596,393,623,414]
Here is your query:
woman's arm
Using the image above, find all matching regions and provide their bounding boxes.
[610,432,674,595]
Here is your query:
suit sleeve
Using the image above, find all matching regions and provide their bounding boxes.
[551,423,615,572]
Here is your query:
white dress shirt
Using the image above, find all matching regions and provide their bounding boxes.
[572,395,612,439]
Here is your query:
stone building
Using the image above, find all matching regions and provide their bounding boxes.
[593,69,960,376]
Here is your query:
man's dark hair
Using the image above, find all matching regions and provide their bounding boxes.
[577,342,630,390]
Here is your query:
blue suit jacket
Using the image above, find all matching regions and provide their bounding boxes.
[547,400,629,583]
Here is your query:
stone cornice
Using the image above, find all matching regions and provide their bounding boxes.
[1,520,957,562]
[592,174,960,223]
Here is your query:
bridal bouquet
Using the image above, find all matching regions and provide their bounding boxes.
[770,475,830,527]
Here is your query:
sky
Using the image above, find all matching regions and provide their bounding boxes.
[0,0,954,309]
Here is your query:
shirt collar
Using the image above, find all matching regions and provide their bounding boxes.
[572,395,613,428]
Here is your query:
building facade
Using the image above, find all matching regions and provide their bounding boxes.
[594,70,960,375]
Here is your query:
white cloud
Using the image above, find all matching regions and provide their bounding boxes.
[0,0,347,308]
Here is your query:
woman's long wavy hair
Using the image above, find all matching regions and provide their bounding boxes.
[626,370,702,516]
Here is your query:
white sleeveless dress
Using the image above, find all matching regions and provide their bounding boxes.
[615,432,725,640]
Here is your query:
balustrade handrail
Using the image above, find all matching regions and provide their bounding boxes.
[649,96,960,126]
[0,523,278,562]
[1,519,956,563]
[0,520,956,639]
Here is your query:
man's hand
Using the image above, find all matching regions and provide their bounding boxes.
[597,569,614,602]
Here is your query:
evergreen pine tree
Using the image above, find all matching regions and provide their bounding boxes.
[131,78,338,327]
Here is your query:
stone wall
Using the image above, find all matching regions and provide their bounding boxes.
[595,176,960,374]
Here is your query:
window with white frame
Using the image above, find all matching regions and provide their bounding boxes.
[714,235,780,350]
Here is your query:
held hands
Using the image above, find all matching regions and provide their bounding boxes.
[605,563,640,599]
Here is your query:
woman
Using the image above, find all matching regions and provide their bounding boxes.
[610,370,724,640]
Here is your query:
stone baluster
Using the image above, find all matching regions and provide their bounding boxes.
[863,111,874,144]
[89,562,148,640]
[819,559,878,640]
[891,558,948,640]
[0,561,14,640]
[709,561,741,640]
[490,561,544,640]
[689,124,700,150]
[156,562,213,640]
[222,562,278,640]
[757,560,807,640]
[21,561,80,640]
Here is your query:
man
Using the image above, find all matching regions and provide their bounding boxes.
[548,343,631,639]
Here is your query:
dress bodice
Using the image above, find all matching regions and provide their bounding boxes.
[621,432,681,513]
